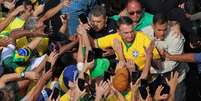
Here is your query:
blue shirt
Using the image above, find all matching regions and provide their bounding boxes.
[61,0,96,35]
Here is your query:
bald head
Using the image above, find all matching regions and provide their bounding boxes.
[126,0,143,23]
[127,0,142,9]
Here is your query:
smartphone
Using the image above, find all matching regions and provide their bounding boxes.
[51,87,60,100]
[84,72,90,84]
[45,62,51,72]
[131,71,140,84]
[92,48,105,58]
[87,50,94,62]
[139,86,148,100]
[78,78,85,91]
[78,13,88,24]
[104,71,111,81]
[139,79,148,100]
[62,14,68,20]
[161,83,170,95]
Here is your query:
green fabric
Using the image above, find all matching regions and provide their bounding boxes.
[111,12,153,31]
[82,47,86,57]
[134,12,153,31]
[2,57,19,72]
[124,42,132,49]
[90,58,110,78]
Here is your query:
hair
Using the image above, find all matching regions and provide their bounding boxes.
[153,13,168,25]
[117,16,133,28]
[0,88,15,101]
[89,5,107,19]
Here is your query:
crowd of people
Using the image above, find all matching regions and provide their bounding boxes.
[0,0,200,101]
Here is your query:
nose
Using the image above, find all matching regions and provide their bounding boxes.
[127,32,132,38]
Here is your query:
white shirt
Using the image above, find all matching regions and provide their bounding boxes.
[141,25,186,73]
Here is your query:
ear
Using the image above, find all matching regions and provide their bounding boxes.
[117,29,120,34]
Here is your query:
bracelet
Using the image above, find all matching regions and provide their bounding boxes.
[20,72,25,79]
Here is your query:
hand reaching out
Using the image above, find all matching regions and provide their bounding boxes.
[96,80,110,97]
[165,71,179,94]
[62,0,70,7]
[47,50,59,67]
[154,85,169,101]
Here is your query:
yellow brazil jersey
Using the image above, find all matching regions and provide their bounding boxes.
[97,31,160,70]
[0,17,25,36]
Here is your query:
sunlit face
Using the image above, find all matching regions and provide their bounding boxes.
[153,23,168,40]
[127,1,143,23]
[118,24,135,43]
[90,15,107,32]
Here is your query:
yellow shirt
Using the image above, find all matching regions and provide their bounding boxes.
[0,17,25,36]
[97,31,160,70]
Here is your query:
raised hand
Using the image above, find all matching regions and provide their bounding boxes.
[47,50,59,67]
[165,71,179,94]
[154,85,169,101]
[95,80,109,97]
[62,0,70,7]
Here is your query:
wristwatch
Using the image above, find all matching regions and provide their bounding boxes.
[20,72,25,79]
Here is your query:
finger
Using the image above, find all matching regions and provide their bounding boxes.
[170,72,173,79]
[174,71,179,79]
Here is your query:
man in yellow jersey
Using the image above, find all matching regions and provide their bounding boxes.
[78,16,160,70]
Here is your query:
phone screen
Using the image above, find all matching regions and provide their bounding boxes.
[79,13,88,24]
[104,71,111,81]
[87,50,94,62]
[132,71,140,84]
[51,87,60,100]
[78,78,85,91]
[45,62,51,72]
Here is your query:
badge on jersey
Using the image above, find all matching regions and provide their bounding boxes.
[133,51,139,57]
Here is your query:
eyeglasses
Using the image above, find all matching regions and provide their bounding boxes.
[128,10,143,15]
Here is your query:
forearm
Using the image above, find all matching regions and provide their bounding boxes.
[59,40,78,55]
[77,37,84,62]
[0,12,16,31]
[167,53,195,62]
[59,24,67,33]
[27,37,42,50]
[167,93,175,101]
[0,73,21,83]
[140,58,151,79]
[39,3,63,22]
[95,95,102,101]
[11,30,34,39]
[0,72,31,83]
[28,77,49,101]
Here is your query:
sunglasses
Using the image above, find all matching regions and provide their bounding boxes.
[128,10,143,15]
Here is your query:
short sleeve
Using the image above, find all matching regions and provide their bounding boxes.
[194,53,201,63]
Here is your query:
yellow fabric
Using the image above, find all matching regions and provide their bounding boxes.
[59,71,69,93]
[16,37,49,56]
[15,66,25,73]
[97,32,160,70]
[60,93,71,101]
[106,91,131,101]
[125,91,132,101]
[107,95,118,101]
[0,17,25,36]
